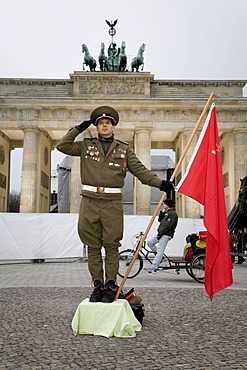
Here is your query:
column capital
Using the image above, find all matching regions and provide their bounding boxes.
[232,128,247,134]
[22,128,40,134]
[134,127,152,134]
[182,128,193,134]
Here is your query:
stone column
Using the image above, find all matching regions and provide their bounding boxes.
[70,132,84,213]
[0,132,11,212]
[70,156,81,213]
[133,128,151,215]
[233,129,247,199]
[20,129,39,212]
[182,130,201,218]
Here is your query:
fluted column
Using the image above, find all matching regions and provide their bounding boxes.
[0,133,11,212]
[133,128,151,215]
[70,132,84,213]
[20,129,39,212]
[233,129,247,199]
[182,130,201,218]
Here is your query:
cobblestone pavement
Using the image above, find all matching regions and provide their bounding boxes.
[1,287,247,369]
[0,262,246,369]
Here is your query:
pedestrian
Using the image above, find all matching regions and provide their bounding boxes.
[57,106,173,302]
[147,199,178,273]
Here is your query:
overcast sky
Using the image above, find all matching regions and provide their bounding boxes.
[1,0,247,80]
[1,0,246,191]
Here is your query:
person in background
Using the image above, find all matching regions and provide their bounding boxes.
[147,199,178,273]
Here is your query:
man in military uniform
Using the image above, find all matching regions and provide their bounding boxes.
[57,106,173,303]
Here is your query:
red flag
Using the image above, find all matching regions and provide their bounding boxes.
[176,104,233,300]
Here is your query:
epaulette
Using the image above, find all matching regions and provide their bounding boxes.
[116,138,129,146]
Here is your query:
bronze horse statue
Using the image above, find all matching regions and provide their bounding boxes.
[118,41,127,72]
[99,43,108,71]
[131,43,145,72]
[82,44,97,71]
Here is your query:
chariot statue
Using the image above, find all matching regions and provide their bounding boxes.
[107,42,120,71]
[81,20,145,73]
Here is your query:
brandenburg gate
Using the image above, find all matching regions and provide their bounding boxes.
[0,72,246,216]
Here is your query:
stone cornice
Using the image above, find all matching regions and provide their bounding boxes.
[0,78,71,84]
[152,79,246,86]
[0,74,245,99]
[0,77,245,86]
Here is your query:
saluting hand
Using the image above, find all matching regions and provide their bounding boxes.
[76,118,96,132]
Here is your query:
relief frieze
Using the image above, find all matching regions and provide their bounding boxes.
[135,108,223,123]
[1,110,10,119]
[78,81,145,95]
[15,109,42,120]
[0,106,246,123]
[228,111,239,120]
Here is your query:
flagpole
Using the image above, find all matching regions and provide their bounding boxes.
[115,92,215,300]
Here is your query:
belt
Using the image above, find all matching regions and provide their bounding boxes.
[82,185,122,194]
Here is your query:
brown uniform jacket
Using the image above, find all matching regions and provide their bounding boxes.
[57,127,163,199]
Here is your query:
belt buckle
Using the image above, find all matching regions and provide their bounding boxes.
[97,187,105,194]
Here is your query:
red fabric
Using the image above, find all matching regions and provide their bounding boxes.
[177,104,233,300]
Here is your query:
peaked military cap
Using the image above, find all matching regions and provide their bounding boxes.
[90,106,119,126]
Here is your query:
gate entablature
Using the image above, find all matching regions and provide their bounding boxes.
[0,74,246,213]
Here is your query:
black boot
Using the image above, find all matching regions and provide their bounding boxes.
[89,280,105,302]
[102,281,117,303]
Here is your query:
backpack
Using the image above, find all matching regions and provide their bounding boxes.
[131,303,145,324]
[184,245,193,260]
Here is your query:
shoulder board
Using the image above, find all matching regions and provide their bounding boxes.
[116,139,129,146]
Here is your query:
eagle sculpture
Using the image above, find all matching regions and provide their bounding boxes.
[105,19,118,28]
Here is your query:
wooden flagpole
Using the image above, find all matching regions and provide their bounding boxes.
[115,92,215,300]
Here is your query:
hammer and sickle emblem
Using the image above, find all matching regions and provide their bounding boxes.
[211,143,220,155]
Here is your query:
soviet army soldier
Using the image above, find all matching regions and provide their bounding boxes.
[57,106,173,303]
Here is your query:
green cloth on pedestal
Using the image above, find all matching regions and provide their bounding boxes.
[71,298,142,338]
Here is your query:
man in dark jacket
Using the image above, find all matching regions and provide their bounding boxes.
[57,105,173,302]
[147,198,178,273]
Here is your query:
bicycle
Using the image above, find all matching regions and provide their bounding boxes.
[118,231,205,283]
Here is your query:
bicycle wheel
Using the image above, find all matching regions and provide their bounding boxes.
[118,249,143,279]
[185,262,193,278]
[190,253,205,283]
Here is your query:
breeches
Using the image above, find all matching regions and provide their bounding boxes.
[78,196,123,283]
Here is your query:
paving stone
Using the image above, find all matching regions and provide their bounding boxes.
[0,261,246,369]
